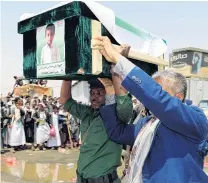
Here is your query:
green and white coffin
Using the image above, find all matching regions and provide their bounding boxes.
[18,0,168,80]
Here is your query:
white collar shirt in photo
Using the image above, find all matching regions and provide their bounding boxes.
[41,44,61,64]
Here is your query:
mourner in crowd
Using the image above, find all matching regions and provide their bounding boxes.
[33,102,51,151]
[9,97,26,153]
[47,105,61,150]
[24,101,35,146]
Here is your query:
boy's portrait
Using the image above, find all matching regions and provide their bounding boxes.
[36,21,65,65]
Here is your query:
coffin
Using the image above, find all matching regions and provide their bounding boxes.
[18,1,168,81]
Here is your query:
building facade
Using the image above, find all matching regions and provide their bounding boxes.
[169,47,208,105]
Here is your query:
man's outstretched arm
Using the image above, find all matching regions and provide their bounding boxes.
[100,103,149,146]
[93,36,208,141]
[60,81,91,121]
[112,71,133,123]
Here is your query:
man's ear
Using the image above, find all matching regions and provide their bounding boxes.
[175,93,184,101]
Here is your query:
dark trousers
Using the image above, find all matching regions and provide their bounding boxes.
[60,124,69,146]
[71,128,80,142]
[24,121,35,143]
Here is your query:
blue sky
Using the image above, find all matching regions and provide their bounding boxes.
[1,1,208,96]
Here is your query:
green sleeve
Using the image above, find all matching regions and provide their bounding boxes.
[115,93,133,123]
[64,98,92,121]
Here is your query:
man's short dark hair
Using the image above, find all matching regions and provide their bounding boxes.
[45,23,55,34]
[14,97,21,104]
[52,105,59,110]
[1,101,5,107]
[88,79,105,89]
[43,95,47,100]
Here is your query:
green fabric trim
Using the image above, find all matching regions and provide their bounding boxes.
[115,17,167,45]
[19,1,166,47]
[23,30,37,78]
[18,1,97,34]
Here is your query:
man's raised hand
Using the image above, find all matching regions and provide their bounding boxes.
[92,36,121,64]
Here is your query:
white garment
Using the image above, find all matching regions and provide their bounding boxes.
[4,105,14,145]
[4,128,11,145]
[123,119,160,183]
[9,107,26,146]
[105,94,116,105]
[47,113,61,147]
[114,55,162,183]
[36,112,50,144]
[41,44,61,64]
[114,55,135,80]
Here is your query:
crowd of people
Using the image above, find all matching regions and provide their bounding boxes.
[1,94,81,153]
[13,76,48,87]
